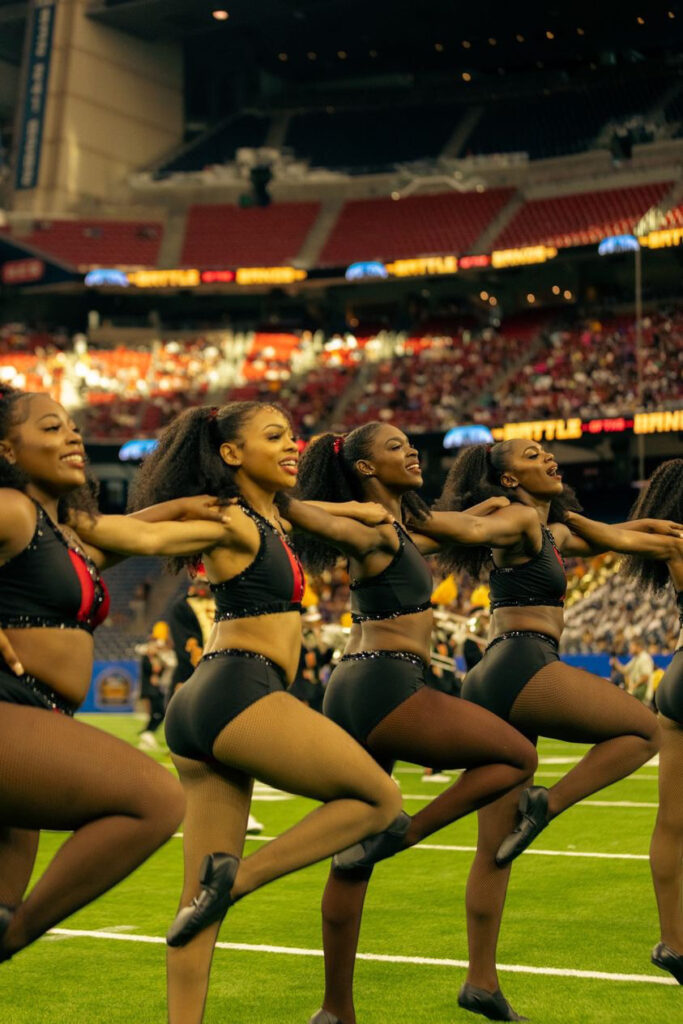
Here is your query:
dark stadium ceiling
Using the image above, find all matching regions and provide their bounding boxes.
[2,2,682,117]
[0,1,28,65]
[85,0,683,79]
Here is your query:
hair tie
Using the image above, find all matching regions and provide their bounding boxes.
[208,406,218,421]
[333,436,344,455]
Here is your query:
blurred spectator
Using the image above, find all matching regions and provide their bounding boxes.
[135,629,177,751]
[610,639,655,704]
[289,607,334,712]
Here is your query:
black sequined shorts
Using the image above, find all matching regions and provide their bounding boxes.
[164,648,288,761]
[323,650,427,745]
[0,658,76,715]
[462,631,559,724]
[655,648,683,725]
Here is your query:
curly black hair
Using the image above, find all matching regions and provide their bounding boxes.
[620,459,683,593]
[128,400,290,571]
[0,385,99,521]
[293,422,429,575]
[433,441,582,579]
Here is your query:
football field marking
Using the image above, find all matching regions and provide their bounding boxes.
[397,795,658,807]
[47,928,676,985]
[172,834,649,861]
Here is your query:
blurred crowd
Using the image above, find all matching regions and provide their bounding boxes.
[3,311,681,442]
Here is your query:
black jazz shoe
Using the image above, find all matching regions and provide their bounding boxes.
[166,853,239,947]
[457,983,528,1021]
[495,787,550,867]
[332,811,411,872]
[651,942,683,984]
[308,1010,343,1024]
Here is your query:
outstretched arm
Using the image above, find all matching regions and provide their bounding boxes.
[301,499,395,526]
[614,518,683,537]
[560,512,683,559]
[408,502,538,553]
[70,512,232,561]
[407,497,511,555]
[66,496,230,569]
[284,498,393,559]
[127,495,229,525]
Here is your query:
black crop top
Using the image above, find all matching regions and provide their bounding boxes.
[350,522,433,624]
[211,501,305,621]
[489,524,566,613]
[0,501,110,633]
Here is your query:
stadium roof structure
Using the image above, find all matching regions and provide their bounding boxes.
[87,1,683,82]
[0,1,27,65]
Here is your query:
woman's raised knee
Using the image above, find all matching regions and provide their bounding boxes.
[373,775,403,830]
[638,712,661,757]
[138,766,186,840]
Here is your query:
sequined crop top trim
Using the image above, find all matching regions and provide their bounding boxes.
[677,590,683,626]
[0,500,110,632]
[350,521,433,624]
[211,500,305,622]
[489,524,566,612]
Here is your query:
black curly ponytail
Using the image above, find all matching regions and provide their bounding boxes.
[293,421,428,575]
[128,401,290,570]
[434,441,581,578]
[621,459,683,594]
[0,385,98,520]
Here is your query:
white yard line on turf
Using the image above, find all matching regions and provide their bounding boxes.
[173,834,649,861]
[47,928,676,985]
[395,767,659,780]
[395,796,658,806]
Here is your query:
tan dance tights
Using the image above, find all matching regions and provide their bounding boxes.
[167,691,401,1024]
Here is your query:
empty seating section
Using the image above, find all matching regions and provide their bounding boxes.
[1,221,163,268]
[465,78,671,160]
[180,202,320,266]
[285,104,462,172]
[319,189,514,266]
[160,114,270,175]
[494,182,672,250]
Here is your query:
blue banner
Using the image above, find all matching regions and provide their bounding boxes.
[81,660,140,714]
[14,0,56,191]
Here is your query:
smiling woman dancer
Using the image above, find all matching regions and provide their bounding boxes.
[0,386,243,966]
[127,401,404,1024]
[619,459,683,984]
[431,439,683,1020]
[292,423,539,1024]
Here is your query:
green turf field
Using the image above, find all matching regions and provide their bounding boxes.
[1,715,679,1024]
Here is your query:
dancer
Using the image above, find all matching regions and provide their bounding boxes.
[127,402,404,1024]
[293,423,539,1024]
[618,459,683,983]
[431,439,682,1019]
[0,386,241,966]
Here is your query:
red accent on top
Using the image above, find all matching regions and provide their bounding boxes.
[96,580,111,627]
[550,540,566,602]
[68,549,94,622]
[67,549,110,627]
[278,536,305,604]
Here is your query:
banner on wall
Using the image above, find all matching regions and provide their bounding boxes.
[14,0,57,191]
[81,660,140,713]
